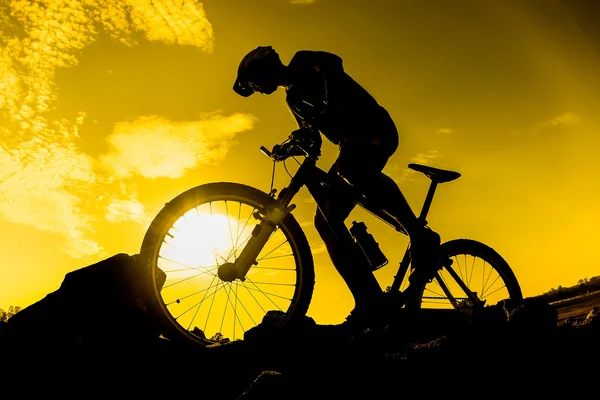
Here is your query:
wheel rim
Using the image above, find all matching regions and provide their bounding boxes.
[151,197,304,343]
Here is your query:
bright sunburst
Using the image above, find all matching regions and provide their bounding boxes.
[160,209,246,279]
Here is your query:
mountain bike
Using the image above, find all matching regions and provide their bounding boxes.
[139,128,523,347]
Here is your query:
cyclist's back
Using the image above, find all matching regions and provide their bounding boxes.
[285,50,392,146]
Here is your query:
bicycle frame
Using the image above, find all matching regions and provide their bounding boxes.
[226,145,443,296]
[282,155,446,294]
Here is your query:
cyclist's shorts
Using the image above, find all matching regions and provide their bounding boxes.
[334,117,399,186]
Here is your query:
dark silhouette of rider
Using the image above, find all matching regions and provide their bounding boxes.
[233,46,441,327]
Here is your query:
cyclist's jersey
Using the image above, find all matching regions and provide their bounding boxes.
[285,50,393,145]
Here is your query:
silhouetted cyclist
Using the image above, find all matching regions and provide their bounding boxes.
[233,46,441,328]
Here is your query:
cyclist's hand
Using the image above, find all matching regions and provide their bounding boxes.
[292,126,320,141]
[270,144,286,161]
[290,127,312,138]
[293,127,322,158]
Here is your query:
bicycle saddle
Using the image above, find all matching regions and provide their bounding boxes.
[408,163,461,183]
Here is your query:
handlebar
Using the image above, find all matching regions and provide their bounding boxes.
[260,145,272,158]
[261,128,322,162]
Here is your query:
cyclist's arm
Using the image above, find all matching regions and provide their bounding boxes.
[286,101,322,131]
[288,106,306,129]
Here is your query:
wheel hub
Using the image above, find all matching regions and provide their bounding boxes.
[217,262,244,282]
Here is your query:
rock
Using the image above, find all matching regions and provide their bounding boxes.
[3,253,166,362]
[2,253,600,398]
[507,296,558,338]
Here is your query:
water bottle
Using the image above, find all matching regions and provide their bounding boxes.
[350,221,388,271]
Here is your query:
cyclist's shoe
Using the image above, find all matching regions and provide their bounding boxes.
[342,304,387,333]
[341,294,406,334]
[409,226,442,283]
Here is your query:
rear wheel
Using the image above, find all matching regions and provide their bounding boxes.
[406,239,522,310]
[139,182,315,346]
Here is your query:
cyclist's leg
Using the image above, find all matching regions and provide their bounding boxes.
[339,123,441,278]
[313,181,384,308]
[356,162,440,256]
[336,129,421,233]
[326,138,413,327]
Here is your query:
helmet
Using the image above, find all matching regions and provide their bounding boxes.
[233,46,280,97]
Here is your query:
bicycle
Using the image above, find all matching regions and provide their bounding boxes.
[139,128,523,347]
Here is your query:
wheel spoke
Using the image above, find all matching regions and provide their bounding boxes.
[481,261,495,297]
[257,239,291,261]
[244,277,292,305]
[168,277,224,330]
[468,254,475,289]
[203,279,224,332]
[220,282,233,335]
[239,280,269,316]
[164,278,220,306]
[160,265,218,290]
[482,283,508,300]
[250,264,296,271]
[187,275,220,332]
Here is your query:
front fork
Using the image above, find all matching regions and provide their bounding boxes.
[217,162,310,282]
[217,159,316,282]
[217,201,295,282]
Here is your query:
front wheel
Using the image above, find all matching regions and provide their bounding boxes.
[139,182,315,347]
[409,239,523,310]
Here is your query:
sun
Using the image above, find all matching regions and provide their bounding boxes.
[158,208,248,280]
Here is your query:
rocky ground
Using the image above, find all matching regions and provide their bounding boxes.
[1,253,598,399]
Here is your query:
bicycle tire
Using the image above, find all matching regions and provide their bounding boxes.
[407,239,523,310]
[139,182,315,346]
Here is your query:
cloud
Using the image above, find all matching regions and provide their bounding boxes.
[0,1,216,259]
[533,111,582,135]
[105,197,150,225]
[102,0,215,50]
[289,0,318,4]
[0,111,255,259]
[435,128,454,135]
[541,112,581,127]
[395,151,441,183]
[0,0,214,129]
[100,113,256,179]
[0,0,215,133]
[0,125,103,258]
[410,151,441,164]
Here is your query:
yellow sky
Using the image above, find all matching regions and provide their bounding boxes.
[1,0,599,325]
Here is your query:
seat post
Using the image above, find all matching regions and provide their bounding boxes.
[418,180,438,223]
